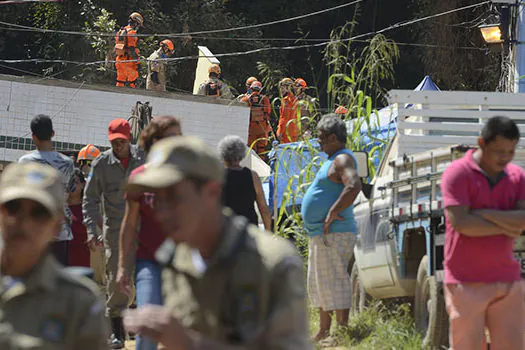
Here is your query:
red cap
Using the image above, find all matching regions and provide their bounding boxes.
[295,78,307,89]
[108,118,131,141]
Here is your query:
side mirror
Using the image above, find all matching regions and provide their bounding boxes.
[353,151,370,178]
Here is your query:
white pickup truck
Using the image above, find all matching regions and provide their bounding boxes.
[351,89,525,348]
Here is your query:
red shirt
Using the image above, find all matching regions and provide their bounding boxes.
[128,165,165,261]
[68,204,90,267]
[441,150,525,284]
[120,156,130,169]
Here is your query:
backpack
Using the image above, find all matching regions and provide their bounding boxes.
[248,93,267,122]
[205,81,221,96]
[114,27,129,56]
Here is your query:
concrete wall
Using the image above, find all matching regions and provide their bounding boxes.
[0,75,249,162]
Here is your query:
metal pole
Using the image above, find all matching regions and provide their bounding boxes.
[516,2,525,92]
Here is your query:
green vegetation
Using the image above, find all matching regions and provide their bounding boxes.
[310,301,422,349]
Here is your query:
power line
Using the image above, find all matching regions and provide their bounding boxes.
[0,0,364,38]
[0,2,492,67]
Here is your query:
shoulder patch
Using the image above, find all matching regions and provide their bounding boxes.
[40,317,65,342]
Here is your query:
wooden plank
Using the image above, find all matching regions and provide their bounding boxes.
[398,121,483,132]
[388,90,525,107]
[397,109,525,120]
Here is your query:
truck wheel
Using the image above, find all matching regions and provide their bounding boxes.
[350,263,368,314]
[415,256,449,348]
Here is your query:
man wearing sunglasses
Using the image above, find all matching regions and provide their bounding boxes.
[0,162,108,349]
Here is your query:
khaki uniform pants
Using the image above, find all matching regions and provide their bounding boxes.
[104,230,134,318]
[90,246,106,292]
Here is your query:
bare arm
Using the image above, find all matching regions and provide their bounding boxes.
[447,206,520,238]
[82,164,103,241]
[473,200,525,232]
[118,199,140,276]
[252,170,272,231]
[329,154,362,215]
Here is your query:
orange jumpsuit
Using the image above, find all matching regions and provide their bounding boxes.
[277,93,299,143]
[115,25,140,88]
[241,92,272,156]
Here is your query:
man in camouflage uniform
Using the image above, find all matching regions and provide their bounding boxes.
[123,136,312,349]
[0,162,108,350]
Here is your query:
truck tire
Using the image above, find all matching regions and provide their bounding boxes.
[350,263,368,314]
[415,256,449,348]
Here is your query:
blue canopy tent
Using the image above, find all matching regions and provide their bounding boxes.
[266,76,440,213]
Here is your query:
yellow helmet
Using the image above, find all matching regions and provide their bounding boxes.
[129,12,144,27]
[246,76,258,87]
[279,77,294,86]
[208,64,221,75]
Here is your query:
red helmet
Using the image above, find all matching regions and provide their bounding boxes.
[78,144,101,161]
[160,39,174,52]
[295,78,307,89]
[250,81,263,91]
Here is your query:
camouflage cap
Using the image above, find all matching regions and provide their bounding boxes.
[126,136,224,194]
[0,162,64,216]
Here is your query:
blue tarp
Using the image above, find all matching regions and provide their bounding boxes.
[267,76,440,211]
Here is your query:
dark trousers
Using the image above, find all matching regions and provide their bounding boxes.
[51,241,69,266]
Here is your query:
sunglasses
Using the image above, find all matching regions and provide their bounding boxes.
[2,199,52,221]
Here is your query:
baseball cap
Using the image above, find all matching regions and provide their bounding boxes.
[0,162,64,216]
[108,118,131,141]
[126,136,224,194]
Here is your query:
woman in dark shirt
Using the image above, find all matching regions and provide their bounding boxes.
[218,135,272,230]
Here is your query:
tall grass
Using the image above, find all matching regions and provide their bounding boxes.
[309,301,422,349]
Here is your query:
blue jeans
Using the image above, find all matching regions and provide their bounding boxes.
[135,259,163,350]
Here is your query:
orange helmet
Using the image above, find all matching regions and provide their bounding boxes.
[335,106,348,116]
[250,81,263,91]
[246,76,258,87]
[208,64,221,75]
[129,12,144,27]
[295,78,307,89]
[78,144,101,161]
[160,39,174,52]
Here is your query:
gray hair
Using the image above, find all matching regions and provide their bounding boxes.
[218,135,247,164]
[317,114,347,143]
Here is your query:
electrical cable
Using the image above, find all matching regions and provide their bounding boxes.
[0,0,364,38]
[0,0,491,67]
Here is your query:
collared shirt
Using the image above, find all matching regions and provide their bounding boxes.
[83,145,144,240]
[0,254,108,349]
[158,211,312,349]
[441,149,525,284]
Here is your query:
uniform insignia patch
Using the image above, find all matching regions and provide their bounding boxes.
[41,318,65,342]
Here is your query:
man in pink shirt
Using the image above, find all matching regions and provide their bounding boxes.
[441,116,525,349]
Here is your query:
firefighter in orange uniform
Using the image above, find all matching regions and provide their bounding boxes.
[115,12,143,88]
[241,81,272,157]
[277,78,299,143]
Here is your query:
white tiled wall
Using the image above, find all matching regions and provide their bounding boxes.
[0,77,249,162]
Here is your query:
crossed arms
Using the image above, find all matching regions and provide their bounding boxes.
[446,201,525,238]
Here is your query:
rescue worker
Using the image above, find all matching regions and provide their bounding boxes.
[83,118,144,349]
[115,12,144,88]
[197,64,234,99]
[237,76,258,101]
[77,144,106,292]
[123,136,312,349]
[0,162,108,349]
[241,80,272,157]
[77,144,101,177]
[277,78,299,143]
[146,39,175,92]
[334,105,348,118]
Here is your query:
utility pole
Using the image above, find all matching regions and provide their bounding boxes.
[515,3,525,92]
